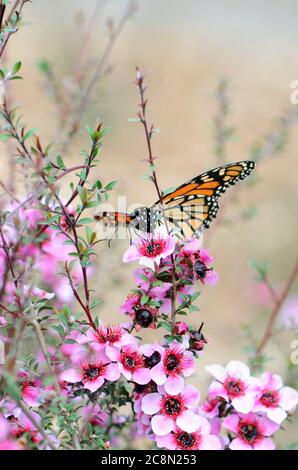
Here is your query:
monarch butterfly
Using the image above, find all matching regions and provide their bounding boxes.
[95,161,255,239]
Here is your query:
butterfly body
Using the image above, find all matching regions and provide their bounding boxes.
[95,161,255,238]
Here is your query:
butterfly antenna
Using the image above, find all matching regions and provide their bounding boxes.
[107,225,120,248]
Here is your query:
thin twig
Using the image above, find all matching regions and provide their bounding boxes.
[256,258,298,357]
[135,67,177,330]
[28,310,61,395]
[67,0,136,138]
[16,400,58,450]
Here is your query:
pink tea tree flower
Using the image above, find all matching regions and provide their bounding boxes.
[117,345,151,385]
[155,416,222,450]
[253,372,298,424]
[206,361,258,413]
[0,414,22,450]
[141,384,201,436]
[178,239,219,285]
[85,324,137,360]
[150,344,195,394]
[123,233,175,269]
[223,412,279,450]
[60,352,121,393]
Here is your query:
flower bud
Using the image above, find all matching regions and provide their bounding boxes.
[174,321,188,335]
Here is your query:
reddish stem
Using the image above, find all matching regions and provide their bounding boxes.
[256,259,298,357]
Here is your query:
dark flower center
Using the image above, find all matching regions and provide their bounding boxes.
[194,260,207,279]
[85,367,101,380]
[139,238,166,258]
[165,354,179,371]
[147,242,160,255]
[164,398,181,415]
[125,356,136,370]
[178,432,195,448]
[144,351,161,368]
[226,379,243,396]
[240,424,258,443]
[260,391,278,407]
[135,308,153,327]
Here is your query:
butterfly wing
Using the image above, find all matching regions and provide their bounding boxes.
[153,161,255,238]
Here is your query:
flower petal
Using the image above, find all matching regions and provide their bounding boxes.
[151,414,174,436]
[199,434,222,450]
[133,367,151,385]
[176,410,202,433]
[226,360,250,380]
[253,438,275,450]
[60,368,83,383]
[183,384,200,408]
[164,375,184,394]
[230,438,252,450]
[141,393,161,415]
[206,364,227,382]
[104,363,121,382]
[151,362,166,385]
[279,386,298,411]
[84,377,104,392]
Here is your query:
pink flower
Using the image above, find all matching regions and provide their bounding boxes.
[155,417,222,450]
[133,267,155,290]
[141,384,201,436]
[150,344,194,394]
[117,345,151,385]
[193,248,218,285]
[120,292,140,313]
[120,293,159,330]
[60,353,120,392]
[60,207,76,232]
[200,396,223,419]
[20,207,44,230]
[178,241,218,285]
[87,325,137,360]
[206,361,258,413]
[253,372,298,424]
[123,234,175,269]
[179,238,202,256]
[10,411,43,444]
[80,403,109,428]
[223,412,279,450]
[21,379,43,408]
[0,414,22,450]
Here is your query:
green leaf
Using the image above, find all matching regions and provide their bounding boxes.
[140,295,149,305]
[105,180,117,191]
[78,217,94,225]
[99,127,111,139]
[0,133,11,141]
[56,155,65,169]
[85,226,92,244]
[11,61,22,75]
[23,128,38,141]
[158,321,172,332]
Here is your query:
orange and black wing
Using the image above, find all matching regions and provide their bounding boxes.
[153,161,255,238]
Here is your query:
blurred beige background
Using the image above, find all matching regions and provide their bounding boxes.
[2,0,298,447]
